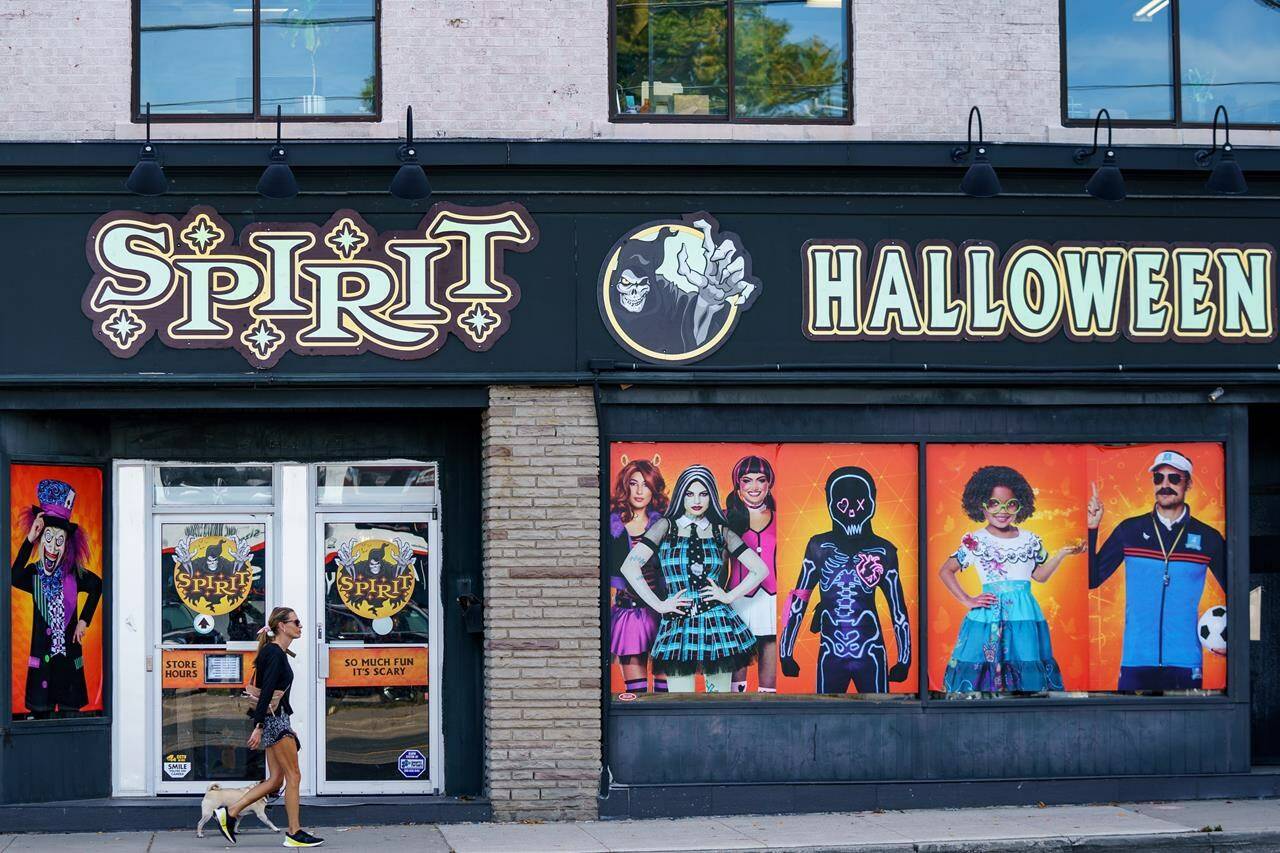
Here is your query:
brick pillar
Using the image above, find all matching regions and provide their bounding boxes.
[481,386,601,820]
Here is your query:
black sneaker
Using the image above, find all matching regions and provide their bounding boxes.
[283,829,325,847]
[213,805,238,845]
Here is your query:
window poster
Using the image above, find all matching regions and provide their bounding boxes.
[9,463,105,719]
[607,442,919,697]
[926,443,1226,695]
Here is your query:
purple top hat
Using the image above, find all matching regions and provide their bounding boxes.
[34,479,77,531]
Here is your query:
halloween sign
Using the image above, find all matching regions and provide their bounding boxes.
[334,537,417,620]
[173,534,255,616]
[598,213,762,364]
[83,204,539,368]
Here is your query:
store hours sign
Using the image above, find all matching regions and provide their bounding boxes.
[83,205,538,368]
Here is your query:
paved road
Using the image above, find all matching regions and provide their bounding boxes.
[0,799,1277,851]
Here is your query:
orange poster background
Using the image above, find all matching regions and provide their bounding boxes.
[1088,443,1226,691]
[926,445,1090,693]
[327,646,429,688]
[162,649,255,689]
[926,443,1227,694]
[608,443,918,695]
[9,464,105,716]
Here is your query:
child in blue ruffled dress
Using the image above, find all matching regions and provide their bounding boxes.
[939,465,1083,694]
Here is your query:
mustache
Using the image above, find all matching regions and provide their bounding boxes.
[1156,488,1178,496]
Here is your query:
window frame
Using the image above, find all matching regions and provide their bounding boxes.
[608,0,854,125]
[1059,0,1280,130]
[131,0,382,123]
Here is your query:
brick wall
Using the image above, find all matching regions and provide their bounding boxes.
[481,385,601,820]
[4,2,1277,147]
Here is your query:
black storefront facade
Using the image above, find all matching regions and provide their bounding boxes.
[1,140,1279,826]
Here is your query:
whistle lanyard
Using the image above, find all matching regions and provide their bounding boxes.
[1151,517,1185,585]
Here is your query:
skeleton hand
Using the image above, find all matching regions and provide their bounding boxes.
[888,662,911,683]
[780,656,801,678]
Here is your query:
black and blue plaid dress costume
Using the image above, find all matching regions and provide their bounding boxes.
[648,522,758,675]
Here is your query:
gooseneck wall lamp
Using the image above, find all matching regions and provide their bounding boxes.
[125,103,168,196]
[1073,108,1126,201]
[390,106,432,201]
[257,105,300,199]
[1195,105,1248,195]
[950,106,1001,198]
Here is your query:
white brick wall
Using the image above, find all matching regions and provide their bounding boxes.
[482,386,601,821]
[3,1,1277,146]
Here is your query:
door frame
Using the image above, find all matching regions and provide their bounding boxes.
[312,509,443,794]
[150,510,278,795]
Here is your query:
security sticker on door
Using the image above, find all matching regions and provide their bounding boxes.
[398,748,427,779]
[164,753,192,779]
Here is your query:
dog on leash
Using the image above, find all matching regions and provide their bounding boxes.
[196,783,282,837]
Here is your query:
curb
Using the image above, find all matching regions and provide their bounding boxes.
[638,830,1280,853]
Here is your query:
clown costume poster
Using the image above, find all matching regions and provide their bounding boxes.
[9,463,105,719]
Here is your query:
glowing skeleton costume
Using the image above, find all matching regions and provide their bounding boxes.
[779,467,911,694]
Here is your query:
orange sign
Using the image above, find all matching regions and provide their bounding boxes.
[327,647,428,688]
[161,649,254,689]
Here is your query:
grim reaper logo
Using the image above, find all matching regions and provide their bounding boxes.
[598,213,762,363]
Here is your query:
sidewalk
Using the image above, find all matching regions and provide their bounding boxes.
[0,799,1277,851]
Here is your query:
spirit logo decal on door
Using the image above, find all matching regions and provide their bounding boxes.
[83,204,539,368]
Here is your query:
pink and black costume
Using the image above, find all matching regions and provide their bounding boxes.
[729,518,777,636]
[780,467,911,694]
[608,509,664,658]
[11,479,101,716]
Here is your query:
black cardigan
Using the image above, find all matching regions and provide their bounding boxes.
[250,642,294,725]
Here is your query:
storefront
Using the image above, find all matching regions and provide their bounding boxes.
[1,140,1279,824]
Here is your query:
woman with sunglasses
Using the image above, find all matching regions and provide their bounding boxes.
[939,466,1083,694]
[214,606,324,848]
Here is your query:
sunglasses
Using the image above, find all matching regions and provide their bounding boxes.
[1152,472,1185,486]
[983,497,1022,513]
[281,619,302,627]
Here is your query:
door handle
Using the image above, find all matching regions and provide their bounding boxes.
[316,645,329,679]
[457,593,484,634]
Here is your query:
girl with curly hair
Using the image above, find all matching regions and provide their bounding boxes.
[938,465,1082,694]
[607,459,670,693]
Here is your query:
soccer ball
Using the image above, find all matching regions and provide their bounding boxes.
[1197,606,1227,656]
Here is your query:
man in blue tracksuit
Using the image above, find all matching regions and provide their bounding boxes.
[1087,449,1226,691]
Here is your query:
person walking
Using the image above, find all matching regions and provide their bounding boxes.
[214,606,324,848]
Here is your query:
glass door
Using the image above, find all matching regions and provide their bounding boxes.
[154,514,272,793]
[315,510,440,793]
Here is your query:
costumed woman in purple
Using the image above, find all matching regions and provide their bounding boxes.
[725,455,779,693]
[12,479,101,717]
[616,466,769,692]
[608,458,670,694]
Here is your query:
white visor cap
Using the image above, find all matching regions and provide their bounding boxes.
[1149,450,1193,476]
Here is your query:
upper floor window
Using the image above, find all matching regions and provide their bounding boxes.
[134,1,379,121]
[611,0,851,123]
[1062,0,1280,127]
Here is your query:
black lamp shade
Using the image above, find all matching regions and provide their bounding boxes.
[390,162,432,200]
[257,151,299,199]
[1085,161,1126,201]
[1207,150,1247,194]
[125,146,167,196]
[959,151,1001,197]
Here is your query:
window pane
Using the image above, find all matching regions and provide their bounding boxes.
[323,521,430,643]
[615,0,729,116]
[161,650,263,783]
[1063,0,1173,121]
[139,1,253,115]
[1180,0,1280,125]
[733,0,848,119]
[154,465,274,506]
[316,464,436,506]
[160,522,267,645]
[261,0,377,116]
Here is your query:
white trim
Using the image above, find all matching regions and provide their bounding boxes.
[279,463,315,795]
[112,464,150,797]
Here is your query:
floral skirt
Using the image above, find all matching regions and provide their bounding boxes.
[261,712,300,751]
[943,580,1064,694]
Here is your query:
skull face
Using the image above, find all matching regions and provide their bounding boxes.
[826,467,876,536]
[616,269,650,313]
